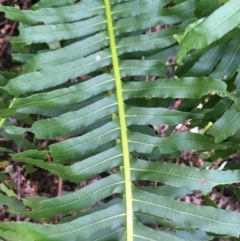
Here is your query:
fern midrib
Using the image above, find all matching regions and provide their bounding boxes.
[104,1,133,240]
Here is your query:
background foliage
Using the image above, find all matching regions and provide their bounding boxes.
[1,0,240,240]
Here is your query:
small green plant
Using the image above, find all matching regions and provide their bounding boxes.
[1,0,240,240]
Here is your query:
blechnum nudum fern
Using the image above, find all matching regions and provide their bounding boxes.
[1,0,240,240]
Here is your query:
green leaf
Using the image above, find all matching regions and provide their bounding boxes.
[128,132,238,154]
[207,104,240,143]
[0,1,105,25]
[3,50,112,95]
[133,188,240,237]
[12,147,122,182]
[20,174,124,219]
[123,77,230,99]
[182,42,229,77]
[0,204,126,241]
[131,159,240,193]
[0,193,27,213]
[0,183,16,197]
[139,185,193,198]
[176,0,240,64]
[165,230,212,241]
[209,36,240,79]
[195,0,221,17]
[0,74,114,118]
[31,0,74,10]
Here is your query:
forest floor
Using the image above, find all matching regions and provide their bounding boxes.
[0,1,239,241]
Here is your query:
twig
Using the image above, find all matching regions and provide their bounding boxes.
[16,165,21,221]
[0,21,17,57]
[54,178,63,222]
[57,178,62,197]
[212,189,240,211]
